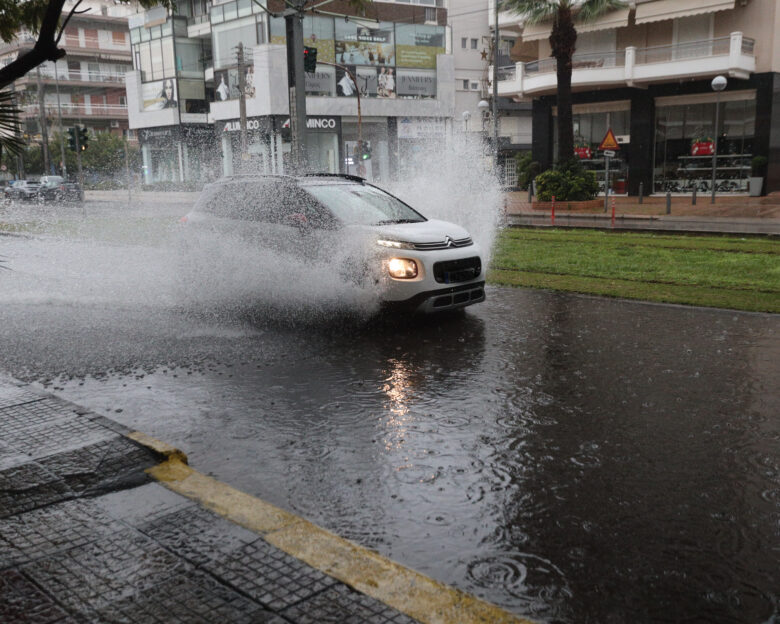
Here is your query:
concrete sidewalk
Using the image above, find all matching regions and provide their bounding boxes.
[0,378,525,624]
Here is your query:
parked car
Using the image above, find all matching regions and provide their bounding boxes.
[37,176,84,202]
[3,179,40,201]
[180,173,485,313]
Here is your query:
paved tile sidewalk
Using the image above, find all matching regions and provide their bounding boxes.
[0,379,421,624]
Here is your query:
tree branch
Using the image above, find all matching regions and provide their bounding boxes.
[0,0,67,90]
[56,0,84,44]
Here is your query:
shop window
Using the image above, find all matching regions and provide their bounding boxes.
[653,97,755,193]
[212,15,258,69]
[176,38,203,77]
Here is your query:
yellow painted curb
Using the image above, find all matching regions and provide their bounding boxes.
[129,432,535,624]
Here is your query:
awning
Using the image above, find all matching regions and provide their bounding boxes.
[635,0,735,24]
[521,8,631,41]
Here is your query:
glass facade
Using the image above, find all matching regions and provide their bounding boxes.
[653,97,755,193]
[554,107,631,193]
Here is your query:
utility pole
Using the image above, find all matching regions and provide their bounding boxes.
[492,0,499,173]
[74,123,84,188]
[36,66,51,174]
[237,42,248,164]
[53,62,67,178]
[284,4,308,173]
[124,139,131,205]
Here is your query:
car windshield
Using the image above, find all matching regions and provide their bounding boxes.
[304,183,425,226]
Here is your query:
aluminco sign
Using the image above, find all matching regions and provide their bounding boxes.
[282,117,337,130]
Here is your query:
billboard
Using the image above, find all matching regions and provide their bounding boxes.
[142,79,178,111]
[335,21,395,66]
[395,24,445,69]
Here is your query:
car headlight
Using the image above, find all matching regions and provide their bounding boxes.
[377,239,414,250]
[387,258,418,279]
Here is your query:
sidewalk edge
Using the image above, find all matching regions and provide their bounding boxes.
[127,431,532,624]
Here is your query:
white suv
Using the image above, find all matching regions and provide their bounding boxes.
[181,174,485,313]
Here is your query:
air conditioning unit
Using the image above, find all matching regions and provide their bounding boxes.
[110,120,119,128]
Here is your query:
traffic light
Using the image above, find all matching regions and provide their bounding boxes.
[359,140,371,161]
[67,127,77,152]
[78,126,88,151]
[303,46,317,73]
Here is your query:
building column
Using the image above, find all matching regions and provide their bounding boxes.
[755,72,780,195]
[531,98,553,171]
[628,90,654,196]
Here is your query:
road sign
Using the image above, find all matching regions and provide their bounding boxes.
[603,149,616,157]
[599,128,620,151]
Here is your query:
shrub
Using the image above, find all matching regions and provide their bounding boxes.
[514,152,540,190]
[751,156,768,176]
[534,160,599,201]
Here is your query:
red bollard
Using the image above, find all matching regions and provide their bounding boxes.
[611,195,615,228]
[551,195,556,226]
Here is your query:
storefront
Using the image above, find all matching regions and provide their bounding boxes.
[138,125,215,185]
[652,91,755,194]
[553,102,631,194]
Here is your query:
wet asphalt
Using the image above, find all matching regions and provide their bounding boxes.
[0,202,778,623]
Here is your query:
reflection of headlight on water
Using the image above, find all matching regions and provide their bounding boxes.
[387,258,418,279]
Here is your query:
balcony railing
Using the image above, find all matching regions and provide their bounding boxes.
[27,70,129,84]
[634,36,731,64]
[498,32,756,96]
[62,36,131,54]
[23,103,128,118]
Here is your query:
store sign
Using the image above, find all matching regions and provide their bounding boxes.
[335,21,394,67]
[397,117,446,139]
[222,119,264,132]
[397,70,436,97]
[139,127,178,142]
[281,116,338,131]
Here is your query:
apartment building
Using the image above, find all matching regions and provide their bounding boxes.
[124,0,455,185]
[495,0,780,195]
[0,1,135,148]
[450,0,532,185]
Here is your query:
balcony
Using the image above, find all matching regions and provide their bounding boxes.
[16,69,129,87]
[23,103,128,120]
[497,32,755,98]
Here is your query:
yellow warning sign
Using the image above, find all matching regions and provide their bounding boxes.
[598,128,620,151]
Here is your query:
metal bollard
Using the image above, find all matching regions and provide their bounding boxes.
[666,191,672,215]
[638,182,644,204]
[692,186,697,205]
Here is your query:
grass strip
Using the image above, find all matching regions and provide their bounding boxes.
[488,268,780,313]
[501,227,779,254]
[489,229,780,312]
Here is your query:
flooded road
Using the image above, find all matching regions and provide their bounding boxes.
[1,222,778,623]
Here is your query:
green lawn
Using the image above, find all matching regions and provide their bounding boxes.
[489,228,780,313]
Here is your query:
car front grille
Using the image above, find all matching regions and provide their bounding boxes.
[412,236,472,251]
[433,256,482,284]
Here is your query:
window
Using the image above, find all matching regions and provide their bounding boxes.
[471,38,478,49]
[119,95,126,106]
[461,37,467,48]
[462,79,469,90]
[470,81,479,91]
[212,16,258,69]
[424,7,436,22]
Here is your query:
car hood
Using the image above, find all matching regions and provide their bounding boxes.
[355,219,471,244]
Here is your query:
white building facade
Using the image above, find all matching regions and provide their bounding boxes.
[125,0,456,186]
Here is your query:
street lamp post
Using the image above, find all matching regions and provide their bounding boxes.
[462,111,471,133]
[477,98,489,141]
[711,75,727,204]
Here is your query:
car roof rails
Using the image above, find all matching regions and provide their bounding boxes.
[301,172,365,183]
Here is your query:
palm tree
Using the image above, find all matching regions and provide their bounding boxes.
[0,89,24,160]
[501,0,626,165]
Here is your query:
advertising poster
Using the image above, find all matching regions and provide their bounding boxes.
[395,24,445,69]
[396,69,436,98]
[214,70,231,101]
[305,66,336,96]
[335,22,395,66]
[304,15,335,64]
[335,66,395,98]
[142,79,178,110]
